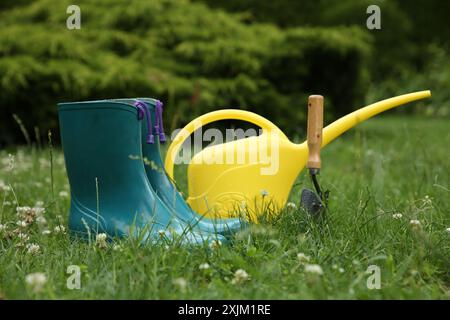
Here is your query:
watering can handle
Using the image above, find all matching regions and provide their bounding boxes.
[164,109,287,180]
[306,95,324,170]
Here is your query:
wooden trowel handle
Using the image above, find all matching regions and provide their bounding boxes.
[307,95,324,170]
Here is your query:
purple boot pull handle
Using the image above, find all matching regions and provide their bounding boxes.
[134,101,154,144]
[155,100,166,143]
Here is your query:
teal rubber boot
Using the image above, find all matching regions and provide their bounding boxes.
[58,100,227,245]
[124,98,247,237]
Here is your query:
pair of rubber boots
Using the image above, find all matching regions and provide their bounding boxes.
[58,98,245,245]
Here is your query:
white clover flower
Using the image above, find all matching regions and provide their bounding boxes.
[54,225,66,234]
[297,252,310,263]
[16,206,31,215]
[199,263,210,270]
[17,233,29,241]
[0,224,6,232]
[42,229,51,236]
[173,277,187,292]
[16,206,44,219]
[392,213,403,219]
[209,239,222,250]
[26,243,40,255]
[446,228,450,234]
[260,189,269,197]
[410,219,421,227]
[25,272,47,293]
[286,202,297,209]
[97,233,107,240]
[59,191,69,198]
[339,267,345,273]
[231,269,250,284]
[96,233,108,248]
[304,264,323,276]
[423,195,432,205]
[16,220,28,228]
[36,216,47,226]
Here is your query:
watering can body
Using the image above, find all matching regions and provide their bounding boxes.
[186,134,307,221]
[165,91,431,222]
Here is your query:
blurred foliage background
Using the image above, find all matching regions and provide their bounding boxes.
[0,0,448,146]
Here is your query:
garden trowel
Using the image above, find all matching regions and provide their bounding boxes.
[300,95,328,216]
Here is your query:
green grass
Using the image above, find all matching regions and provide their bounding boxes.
[0,116,449,299]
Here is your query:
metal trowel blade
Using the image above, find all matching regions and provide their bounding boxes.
[300,188,324,216]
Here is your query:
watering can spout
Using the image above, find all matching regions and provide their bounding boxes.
[321,90,431,147]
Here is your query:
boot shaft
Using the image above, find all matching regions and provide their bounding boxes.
[58,101,145,201]
[58,100,155,235]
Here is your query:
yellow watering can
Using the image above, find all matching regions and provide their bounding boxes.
[165,91,431,222]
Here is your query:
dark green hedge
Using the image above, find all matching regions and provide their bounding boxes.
[198,0,450,79]
[0,0,371,145]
